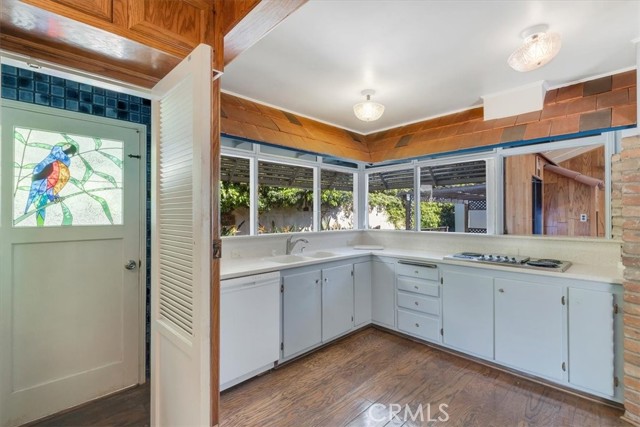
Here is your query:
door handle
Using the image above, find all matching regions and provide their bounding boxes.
[125,260,138,271]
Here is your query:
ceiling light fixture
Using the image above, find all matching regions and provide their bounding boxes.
[508,24,562,72]
[353,89,385,122]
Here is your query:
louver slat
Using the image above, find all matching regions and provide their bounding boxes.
[157,78,195,336]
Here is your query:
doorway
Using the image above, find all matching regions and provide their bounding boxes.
[0,101,146,426]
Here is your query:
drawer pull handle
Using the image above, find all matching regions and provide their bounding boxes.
[415,323,420,327]
[414,301,419,306]
[398,260,437,268]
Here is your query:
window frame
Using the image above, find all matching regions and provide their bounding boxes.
[220,137,359,236]
[221,131,618,240]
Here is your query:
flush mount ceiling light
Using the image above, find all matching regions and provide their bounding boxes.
[508,24,562,72]
[353,89,385,122]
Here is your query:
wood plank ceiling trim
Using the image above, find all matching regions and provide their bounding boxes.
[223,0,308,65]
[366,70,637,163]
[220,70,636,164]
[221,92,372,162]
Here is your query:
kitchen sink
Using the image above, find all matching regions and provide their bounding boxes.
[305,251,337,258]
[267,254,311,264]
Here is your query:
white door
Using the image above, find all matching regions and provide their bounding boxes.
[322,264,354,341]
[568,287,615,396]
[353,261,372,326]
[282,269,322,358]
[372,261,395,328]
[0,102,143,426]
[495,278,564,380]
[442,268,494,359]
[151,44,213,426]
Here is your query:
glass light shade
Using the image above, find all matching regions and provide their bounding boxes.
[508,32,561,72]
[353,100,385,122]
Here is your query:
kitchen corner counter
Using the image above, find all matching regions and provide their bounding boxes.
[221,247,624,285]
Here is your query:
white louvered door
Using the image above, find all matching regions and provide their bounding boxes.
[151,44,212,427]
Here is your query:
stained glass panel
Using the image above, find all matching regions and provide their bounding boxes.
[13,127,124,227]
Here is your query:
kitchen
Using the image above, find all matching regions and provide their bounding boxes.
[0,0,639,426]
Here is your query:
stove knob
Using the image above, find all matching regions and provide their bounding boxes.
[488,255,493,259]
[511,257,517,263]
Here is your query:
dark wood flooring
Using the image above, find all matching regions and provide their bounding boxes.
[27,328,627,427]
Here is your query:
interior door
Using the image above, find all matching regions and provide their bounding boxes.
[0,102,142,426]
[150,44,213,426]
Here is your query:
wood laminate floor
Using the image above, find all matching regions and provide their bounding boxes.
[27,328,627,427]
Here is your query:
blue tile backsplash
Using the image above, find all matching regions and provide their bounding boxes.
[2,64,152,378]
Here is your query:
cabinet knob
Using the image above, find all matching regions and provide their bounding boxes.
[414,285,419,290]
[324,278,328,282]
[414,270,419,274]
[315,279,320,284]
[498,288,505,293]
[415,323,420,327]
[414,301,419,306]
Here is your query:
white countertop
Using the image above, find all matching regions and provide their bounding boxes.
[221,247,624,285]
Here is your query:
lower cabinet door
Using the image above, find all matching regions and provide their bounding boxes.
[372,261,395,327]
[397,309,440,342]
[282,270,322,358]
[322,264,354,341]
[442,268,494,358]
[354,261,372,326]
[568,287,615,396]
[495,278,564,380]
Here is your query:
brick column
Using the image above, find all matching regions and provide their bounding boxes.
[622,135,640,425]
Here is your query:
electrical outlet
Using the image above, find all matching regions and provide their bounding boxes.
[580,214,588,222]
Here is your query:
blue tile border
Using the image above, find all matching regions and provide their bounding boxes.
[2,64,152,378]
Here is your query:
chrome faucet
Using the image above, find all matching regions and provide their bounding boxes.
[286,236,309,255]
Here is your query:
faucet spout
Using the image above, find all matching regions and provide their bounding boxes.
[286,236,310,255]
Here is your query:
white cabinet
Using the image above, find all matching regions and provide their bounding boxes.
[395,261,441,342]
[322,264,354,341]
[282,270,322,358]
[354,261,372,326]
[220,272,280,390]
[568,287,616,396]
[495,278,564,380]
[372,260,396,328]
[442,268,494,359]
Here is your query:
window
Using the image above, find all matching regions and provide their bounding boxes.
[13,127,123,227]
[419,161,487,233]
[504,144,606,237]
[321,170,354,230]
[258,161,314,234]
[367,168,415,230]
[220,155,250,236]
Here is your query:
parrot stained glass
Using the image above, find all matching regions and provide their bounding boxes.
[13,128,124,227]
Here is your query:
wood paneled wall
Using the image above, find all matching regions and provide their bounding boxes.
[220,93,371,162]
[504,154,542,235]
[503,148,605,238]
[544,147,605,237]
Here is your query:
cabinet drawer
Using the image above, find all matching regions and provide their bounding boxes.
[398,309,440,341]
[397,261,439,281]
[397,276,439,297]
[397,291,440,316]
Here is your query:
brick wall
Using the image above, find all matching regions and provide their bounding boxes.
[622,134,640,425]
[613,153,623,240]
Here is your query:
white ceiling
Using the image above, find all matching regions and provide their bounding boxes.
[221,0,640,135]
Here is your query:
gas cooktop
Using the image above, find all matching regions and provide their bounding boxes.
[445,252,572,272]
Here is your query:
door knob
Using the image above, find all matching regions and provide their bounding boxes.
[125,260,138,271]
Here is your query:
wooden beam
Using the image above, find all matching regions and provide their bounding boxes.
[222,0,262,35]
[224,0,308,65]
